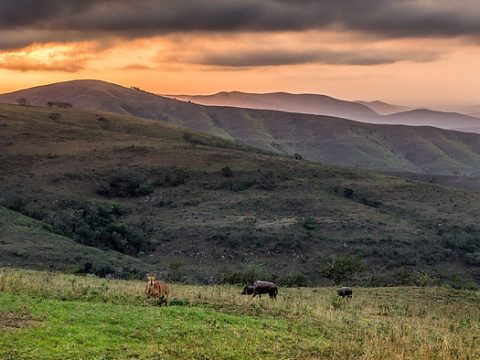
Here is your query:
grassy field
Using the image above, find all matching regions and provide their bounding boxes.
[0,269,479,359]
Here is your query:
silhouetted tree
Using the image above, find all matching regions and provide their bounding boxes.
[17,97,29,106]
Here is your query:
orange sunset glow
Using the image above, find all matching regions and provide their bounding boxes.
[1,1,480,107]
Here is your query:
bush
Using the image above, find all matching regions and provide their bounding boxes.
[303,218,317,231]
[2,190,26,212]
[220,166,234,177]
[169,298,190,306]
[222,265,265,285]
[257,171,277,190]
[324,255,362,284]
[97,169,153,197]
[152,167,189,187]
[49,113,61,121]
[343,188,354,198]
[215,179,256,192]
[279,273,309,287]
[167,261,184,282]
[52,202,153,256]
[183,133,206,148]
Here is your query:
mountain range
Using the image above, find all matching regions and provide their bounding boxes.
[169,90,480,132]
[2,80,480,176]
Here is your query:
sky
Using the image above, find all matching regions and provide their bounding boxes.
[1,0,480,107]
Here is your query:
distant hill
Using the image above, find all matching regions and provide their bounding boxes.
[2,80,480,175]
[170,91,379,121]
[381,109,480,130]
[355,100,412,115]
[460,105,480,119]
[1,104,479,286]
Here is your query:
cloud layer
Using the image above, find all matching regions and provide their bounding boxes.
[196,48,441,67]
[2,0,480,45]
[0,0,477,71]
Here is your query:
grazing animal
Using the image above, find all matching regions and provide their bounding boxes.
[337,287,353,298]
[240,285,255,295]
[144,275,170,305]
[242,280,278,300]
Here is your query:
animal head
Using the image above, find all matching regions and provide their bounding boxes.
[147,275,156,285]
[241,285,254,295]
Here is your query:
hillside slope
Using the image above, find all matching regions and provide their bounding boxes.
[2,80,480,175]
[0,205,149,274]
[1,104,479,287]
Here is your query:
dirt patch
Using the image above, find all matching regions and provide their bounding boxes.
[0,311,42,330]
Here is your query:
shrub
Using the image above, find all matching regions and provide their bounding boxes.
[2,190,26,212]
[167,261,184,282]
[279,273,309,287]
[46,101,73,109]
[52,202,153,256]
[169,298,190,306]
[257,171,277,190]
[222,265,265,285]
[183,133,206,148]
[343,188,354,198]
[49,113,61,121]
[215,179,256,192]
[97,169,153,197]
[152,167,189,187]
[324,255,362,284]
[303,217,317,231]
[220,166,234,177]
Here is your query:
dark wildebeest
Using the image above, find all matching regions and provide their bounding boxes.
[337,287,353,298]
[241,285,255,295]
[241,281,278,300]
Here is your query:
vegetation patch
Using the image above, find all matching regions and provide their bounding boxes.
[0,311,41,331]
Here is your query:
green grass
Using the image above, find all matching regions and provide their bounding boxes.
[0,293,330,359]
[0,269,479,359]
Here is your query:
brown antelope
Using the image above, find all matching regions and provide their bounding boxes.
[144,275,170,306]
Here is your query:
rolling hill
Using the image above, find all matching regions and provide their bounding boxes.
[2,80,480,176]
[169,90,480,132]
[169,91,379,121]
[383,109,480,132]
[355,100,413,115]
[1,104,479,287]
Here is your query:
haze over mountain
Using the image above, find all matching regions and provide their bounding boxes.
[170,90,480,132]
[355,100,413,115]
[3,80,480,176]
[170,91,379,122]
[382,109,480,133]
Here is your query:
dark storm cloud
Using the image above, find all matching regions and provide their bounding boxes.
[1,0,480,44]
[197,49,441,67]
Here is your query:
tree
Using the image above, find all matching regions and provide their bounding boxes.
[183,132,204,148]
[49,113,61,121]
[324,255,362,284]
[17,97,29,106]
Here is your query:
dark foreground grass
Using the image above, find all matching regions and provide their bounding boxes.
[0,293,328,360]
